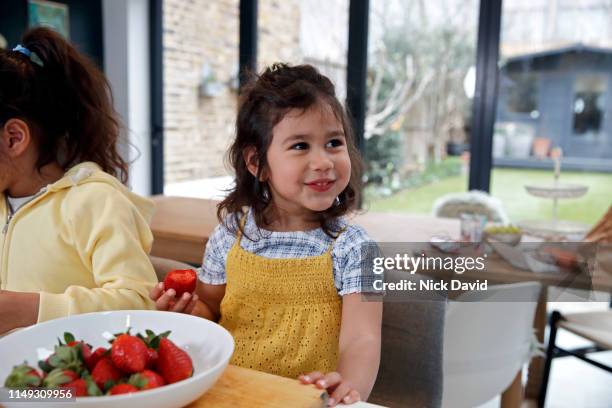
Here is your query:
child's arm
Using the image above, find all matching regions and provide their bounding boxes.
[150,279,225,321]
[0,291,39,334]
[300,293,382,405]
[35,186,159,323]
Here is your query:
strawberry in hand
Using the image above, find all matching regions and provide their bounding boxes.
[163,269,197,297]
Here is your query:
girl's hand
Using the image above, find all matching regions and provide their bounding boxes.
[0,290,39,335]
[298,371,361,406]
[149,282,199,314]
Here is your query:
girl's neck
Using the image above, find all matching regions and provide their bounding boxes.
[7,162,64,198]
[262,205,320,232]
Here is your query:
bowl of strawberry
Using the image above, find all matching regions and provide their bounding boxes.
[0,310,234,408]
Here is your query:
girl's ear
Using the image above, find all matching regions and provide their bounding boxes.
[1,119,31,158]
[243,146,267,180]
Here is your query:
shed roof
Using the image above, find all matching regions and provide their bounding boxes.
[504,43,612,64]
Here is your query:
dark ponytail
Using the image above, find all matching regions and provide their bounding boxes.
[0,27,128,183]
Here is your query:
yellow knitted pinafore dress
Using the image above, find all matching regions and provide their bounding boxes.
[218,216,342,378]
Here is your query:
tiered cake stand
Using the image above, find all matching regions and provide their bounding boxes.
[518,155,590,240]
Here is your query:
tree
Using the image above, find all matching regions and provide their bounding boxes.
[365,0,476,187]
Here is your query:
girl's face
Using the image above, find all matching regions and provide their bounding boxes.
[264,101,351,218]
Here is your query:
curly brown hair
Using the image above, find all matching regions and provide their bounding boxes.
[218,63,363,238]
[0,27,128,183]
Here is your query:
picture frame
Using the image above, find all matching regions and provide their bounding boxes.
[28,0,69,39]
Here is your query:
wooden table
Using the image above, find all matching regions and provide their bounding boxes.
[149,197,461,264]
[150,196,219,264]
[149,196,612,406]
[190,364,388,407]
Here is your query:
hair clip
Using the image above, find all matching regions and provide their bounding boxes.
[12,44,44,67]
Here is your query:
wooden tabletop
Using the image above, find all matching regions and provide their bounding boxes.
[190,364,324,408]
[149,196,460,264]
[149,196,611,292]
[189,364,385,408]
[150,196,219,264]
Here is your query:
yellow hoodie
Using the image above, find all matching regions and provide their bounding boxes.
[0,162,157,323]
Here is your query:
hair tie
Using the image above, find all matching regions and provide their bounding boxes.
[12,44,44,67]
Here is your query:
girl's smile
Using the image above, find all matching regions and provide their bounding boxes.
[305,178,336,192]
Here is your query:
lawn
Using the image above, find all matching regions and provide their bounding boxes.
[365,168,612,225]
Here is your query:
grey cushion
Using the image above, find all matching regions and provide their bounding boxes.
[369,271,446,408]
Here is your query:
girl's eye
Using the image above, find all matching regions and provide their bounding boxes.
[291,142,309,150]
[326,138,344,148]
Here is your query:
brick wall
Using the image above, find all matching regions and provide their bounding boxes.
[163,0,301,184]
[258,1,301,70]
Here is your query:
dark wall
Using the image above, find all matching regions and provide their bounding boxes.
[0,0,103,68]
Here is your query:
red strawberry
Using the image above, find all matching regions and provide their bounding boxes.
[4,364,43,388]
[163,269,197,297]
[111,334,149,374]
[156,338,193,384]
[42,368,79,387]
[62,378,88,397]
[145,348,158,368]
[108,383,139,395]
[67,341,92,363]
[130,369,165,390]
[86,347,108,371]
[91,357,122,391]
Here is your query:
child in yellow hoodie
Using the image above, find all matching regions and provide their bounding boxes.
[0,28,157,334]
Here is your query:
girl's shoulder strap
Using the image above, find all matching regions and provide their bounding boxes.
[235,210,249,240]
[326,221,350,252]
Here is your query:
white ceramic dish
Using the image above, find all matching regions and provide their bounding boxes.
[0,310,234,408]
[484,231,522,246]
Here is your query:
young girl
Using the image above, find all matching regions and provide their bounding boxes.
[0,28,158,334]
[152,64,382,406]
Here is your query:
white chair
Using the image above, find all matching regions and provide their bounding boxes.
[442,282,541,408]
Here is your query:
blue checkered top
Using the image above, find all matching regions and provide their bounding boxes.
[197,208,375,295]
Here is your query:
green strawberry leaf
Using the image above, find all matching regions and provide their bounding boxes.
[38,358,54,373]
[48,346,83,374]
[4,363,41,388]
[128,373,147,389]
[103,379,116,392]
[42,368,71,387]
[64,332,76,344]
[81,373,102,396]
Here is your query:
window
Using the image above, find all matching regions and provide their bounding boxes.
[363,0,479,213]
[573,75,607,136]
[504,72,538,115]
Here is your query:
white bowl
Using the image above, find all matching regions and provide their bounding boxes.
[0,310,234,408]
